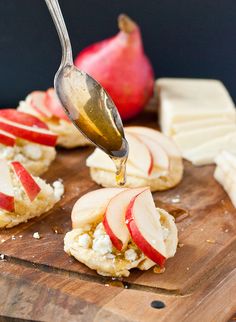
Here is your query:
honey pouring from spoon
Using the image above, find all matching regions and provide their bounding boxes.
[44,0,128,185]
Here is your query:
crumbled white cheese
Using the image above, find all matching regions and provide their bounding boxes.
[77,233,91,249]
[125,249,138,262]
[162,226,169,241]
[23,144,42,160]
[33,232,40,239]
[0,146,15,159]
[92,235,112,255]
[93,222,106,238]
[13,185,24,199]
[14,153,26,163]
[53,180,64,201]
[105,253,116,259]
[0,254,5,260]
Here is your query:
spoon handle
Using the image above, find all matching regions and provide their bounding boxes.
[44,0,73,66]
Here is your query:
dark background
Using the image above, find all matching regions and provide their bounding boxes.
[0,0,235,107]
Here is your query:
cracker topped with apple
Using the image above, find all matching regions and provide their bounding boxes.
[0,109,57,175]
[64,187,178,277]
[86,126,183,191]
[18,88,90,149]
[0,158,64,228]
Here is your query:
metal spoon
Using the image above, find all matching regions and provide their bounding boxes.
[44,0,128,159]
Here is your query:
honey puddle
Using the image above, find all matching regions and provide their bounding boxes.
[155,200,189,223]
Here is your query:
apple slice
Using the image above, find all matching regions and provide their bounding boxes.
[44,88,70,121]
[11,161,41,202]
[103,187,146,251]
[0,116,57,146]
[0,159,14,212]
[0,109,48,129]
[29,91,52,118]
[126,126,181,158]
[125,188,166,267]
[86,147,151,178]
[125,132,153,175]
[72,188,126,229]
[0,129,16,147]
[128,132,169,170]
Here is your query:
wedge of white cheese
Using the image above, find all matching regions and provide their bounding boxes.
[183,132,236,165]
[157,78,236,165]
[157,78,236,136]
[214,151,236,207]
[173,124,236,153]
[172,117,236,135]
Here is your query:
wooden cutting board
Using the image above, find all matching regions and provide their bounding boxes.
[0,108,235,322]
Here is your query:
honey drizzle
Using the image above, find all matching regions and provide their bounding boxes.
[113,155,127,186]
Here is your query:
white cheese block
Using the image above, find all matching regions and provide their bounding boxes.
[214,151,236,207]
[183,132,236,165]
[214,167,236,207]
[173,124,236,153]
[215,150,236,171]
[157,78,236,136]
[172,117,235,135]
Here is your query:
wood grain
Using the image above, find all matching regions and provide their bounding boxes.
[0,108,235,321]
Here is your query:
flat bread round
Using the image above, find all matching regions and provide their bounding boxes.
[64,228,146,277]
[0,177,63,229]
[89,156,183,191]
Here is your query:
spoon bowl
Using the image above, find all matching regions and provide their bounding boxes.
[55,64,128,157]
[45,0,128,159]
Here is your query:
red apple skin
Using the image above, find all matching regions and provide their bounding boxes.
[0,192,14,212]
[75,15,154,121]
[0,109,48,129]
[103,216,123,251]
[44,88,70,122]
[11,162,41,202]
[0,130,15,147]
[125,197,166,267]
[0,117,57,147]
[148,157,154,176]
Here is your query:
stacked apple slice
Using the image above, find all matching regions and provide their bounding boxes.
[72,187,178,267]
[25,89,69,122]
[0,159,41,213]
[126,127,181,174]
[0,109,57,147]
[86,126,181,179]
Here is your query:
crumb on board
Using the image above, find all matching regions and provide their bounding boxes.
[206,239,215,244]
[171,195,181,203]
[33,232,41,239]
[178,243,184,248]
